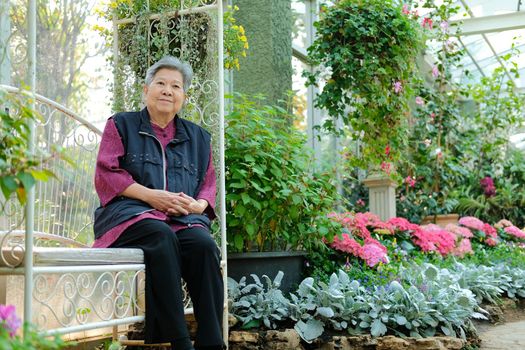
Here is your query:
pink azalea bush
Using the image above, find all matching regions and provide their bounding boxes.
[328,212,389,267]
[326,213,525,267]
[504,226,525,239]
[457,216,500,246]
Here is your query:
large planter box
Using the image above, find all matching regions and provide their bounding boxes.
[422,214,460,227]
[227,251,306,294]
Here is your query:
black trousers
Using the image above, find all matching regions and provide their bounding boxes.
[111,219,224,350]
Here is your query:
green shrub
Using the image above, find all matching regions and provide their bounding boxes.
[225,94,341,252]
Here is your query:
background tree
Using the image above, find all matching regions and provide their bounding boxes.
[8,0,104,111]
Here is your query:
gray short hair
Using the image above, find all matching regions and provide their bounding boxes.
[144,56,193,92]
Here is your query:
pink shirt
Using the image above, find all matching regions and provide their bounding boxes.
[93,118,216,248]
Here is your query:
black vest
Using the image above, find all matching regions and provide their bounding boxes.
[93,108,211,239]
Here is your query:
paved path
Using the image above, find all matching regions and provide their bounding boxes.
[479,320,525,349]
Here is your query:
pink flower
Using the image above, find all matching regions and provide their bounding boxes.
[356,199,365,206]
[486,237,498,246]
[360,243,389,267]
[385,144,391,156]
[0,304,22,337]
[480,176,496,197]
[404,176,416,187]
[387,217,420,231]
[483,223,497,238]
[415,96,425,105]
[445,224,473,238]
[330,233,362,256]
[412,225,456,256]
[504,226,525,239]
[453,238,473,257]
[432,66,439,78]
[421,17,433,29]
[458,216,485,231]
[411,10,419,19]
[380,162,392,175]
[402,4,410,15]
[440,20,449,33]
[393,81,403,94]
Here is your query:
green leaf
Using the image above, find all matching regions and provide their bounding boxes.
[371,319,387,337]
[17,172,36,191]
[234,234,244,250]
[395,315,407,325]
[245,224,255,237]
[241,192,251,204]
[0,176,18,198]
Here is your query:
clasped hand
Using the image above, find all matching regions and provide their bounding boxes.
[147,190,206,216]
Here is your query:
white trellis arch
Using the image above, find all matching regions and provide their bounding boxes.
[0,0,228,346]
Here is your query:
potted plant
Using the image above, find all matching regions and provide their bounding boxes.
[224,94,341,292]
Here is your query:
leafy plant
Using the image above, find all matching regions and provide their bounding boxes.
[0,88,59,208]
[305,0,424,169]
[232,264,486,342]
[227,272,290,329]
[225,94,341,252]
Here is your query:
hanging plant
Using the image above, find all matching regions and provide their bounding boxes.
[95,0,249,111]
[305,0,424,170]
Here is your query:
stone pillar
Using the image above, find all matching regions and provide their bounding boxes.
[362,173,398,221]
[232,0,292,106]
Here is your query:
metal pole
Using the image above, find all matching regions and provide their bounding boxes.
[218,1,228,348]
[24,0,37,337]
[0,0,12,85]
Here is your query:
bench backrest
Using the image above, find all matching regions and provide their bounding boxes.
[1,87,101,249]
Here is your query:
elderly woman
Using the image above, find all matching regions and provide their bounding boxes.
[93,56,224,350]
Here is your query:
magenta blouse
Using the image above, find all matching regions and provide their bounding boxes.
[93,118,216,248]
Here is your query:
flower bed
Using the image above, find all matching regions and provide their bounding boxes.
[228,214,525,345]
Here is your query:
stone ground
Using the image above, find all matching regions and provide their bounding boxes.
[476,299,525,350]
[478,320,525,349]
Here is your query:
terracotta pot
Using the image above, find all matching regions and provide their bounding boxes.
[421,213,460,227]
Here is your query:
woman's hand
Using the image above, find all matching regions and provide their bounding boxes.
[179,193,208,214]
[146,189,193,216]
[120,184,208,216]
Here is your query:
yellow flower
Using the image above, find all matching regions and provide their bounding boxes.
[239,25,245,35]
[244,42,249,49]
[232,25,239,30]
[240,35,247,43]
[241,51,246,57]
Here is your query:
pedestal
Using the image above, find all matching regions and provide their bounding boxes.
[362,173,398,221]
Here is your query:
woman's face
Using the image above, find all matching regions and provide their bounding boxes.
[143,68,186,118]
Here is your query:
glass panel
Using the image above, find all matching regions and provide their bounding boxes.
[462,0,524,17]
[291,0,307,50]
[292,55,308,131]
